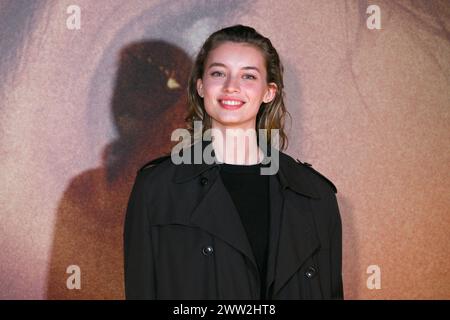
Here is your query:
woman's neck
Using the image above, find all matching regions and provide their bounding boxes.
[210,126,264,165]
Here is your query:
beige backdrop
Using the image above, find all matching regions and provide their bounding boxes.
[0,0,449,299]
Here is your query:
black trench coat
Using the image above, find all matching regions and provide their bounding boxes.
[123,140,343,300]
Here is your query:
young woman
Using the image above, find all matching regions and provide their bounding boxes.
[123,24,343,300]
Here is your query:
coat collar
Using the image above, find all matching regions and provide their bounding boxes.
[172,139,320,199]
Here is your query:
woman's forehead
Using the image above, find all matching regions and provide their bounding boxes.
[206,42,265,69]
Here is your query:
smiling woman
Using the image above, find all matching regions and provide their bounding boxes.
[123,24,343,300]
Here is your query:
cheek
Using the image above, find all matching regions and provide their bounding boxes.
[243,82,266,97]
[203,96,219,115]
[204,99,218,111]
[202,79,221,93]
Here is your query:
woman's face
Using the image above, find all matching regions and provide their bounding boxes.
[197,41,277,132]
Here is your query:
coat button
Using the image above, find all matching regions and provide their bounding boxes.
[305,266,317,279]
[202,245,214,256]
[200,177,209,186]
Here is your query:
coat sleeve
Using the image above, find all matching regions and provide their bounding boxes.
[123,170,156,299]
[329,192,344,299]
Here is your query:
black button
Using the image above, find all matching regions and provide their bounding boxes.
[202,245,214,256]
[200,177,209,186]
[305,266,317,279]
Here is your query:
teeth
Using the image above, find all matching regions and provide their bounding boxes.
[221,100,243,105]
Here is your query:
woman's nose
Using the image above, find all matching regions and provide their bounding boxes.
[223,76,240,93]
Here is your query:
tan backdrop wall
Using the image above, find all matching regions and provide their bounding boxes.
[0,0,449,299]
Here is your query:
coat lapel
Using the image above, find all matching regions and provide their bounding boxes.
[172,139,259,273]
[266,152,322,297]
[270,189,321,296]
[188,168,259,270]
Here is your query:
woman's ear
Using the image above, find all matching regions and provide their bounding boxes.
[263,83,278,103]
[196,78,204,98]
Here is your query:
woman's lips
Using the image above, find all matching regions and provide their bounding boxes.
[218,99,245,110]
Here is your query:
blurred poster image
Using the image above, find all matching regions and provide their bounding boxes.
[0,1,448,299]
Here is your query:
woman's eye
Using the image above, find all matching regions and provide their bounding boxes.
[210,72,256,80]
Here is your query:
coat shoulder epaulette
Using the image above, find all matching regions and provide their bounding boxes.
[138,154,171,173]
[296,159,337,194]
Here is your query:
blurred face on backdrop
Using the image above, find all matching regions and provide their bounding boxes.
[197,41,277,133]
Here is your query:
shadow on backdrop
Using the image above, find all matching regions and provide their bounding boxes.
[46,41,192,299]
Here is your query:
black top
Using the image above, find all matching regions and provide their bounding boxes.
[219,161,270,300]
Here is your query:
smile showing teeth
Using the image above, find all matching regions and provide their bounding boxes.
[220,100,243,105]
[218,98,245,110]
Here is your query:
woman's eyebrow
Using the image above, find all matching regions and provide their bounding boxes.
[207,62,261,74]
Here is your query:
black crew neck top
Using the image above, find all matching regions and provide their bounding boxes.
[219,162,270,300]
